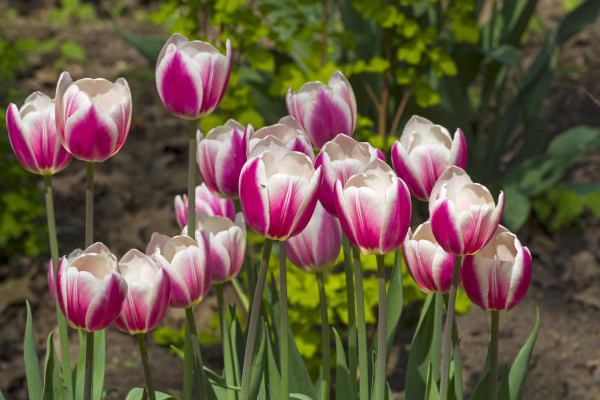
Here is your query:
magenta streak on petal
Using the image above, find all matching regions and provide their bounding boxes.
[506,248,531,311]
[405,244,435,292]
[431,200,463,255]
[287,234,313,271]
[461,256,486,310]
[86,275,127,331]
[65,105,117,161]
[348,189,381,253]
[436,253,455,292]
[239,158,269,236]
[487,260,508,311]
[266,177,296,239]
[380,180,411,254]
[289,187,320,238]
[146,271,171,331]
[113,102,129,152]
[461,208,485,255]
[391,144,427,201]
[198,141,220,194]
[334,182,359,247]
[216,132,245,197]
[6,105,38,173]
[307,90,351,148]
[159,51,201,118]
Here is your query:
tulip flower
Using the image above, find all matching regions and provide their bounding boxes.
[156,33,232,120]
[286,202,342,273]
[429,166,504,256]
[247,116,315,161]
[174,183,236,229]
[334,159,411,255]
[462,226,532,311]
[403,221,456,293]
[55,242,128,331]
[239,143,322,240]
[197,120,252,198]
[6,92,72,175]
[55,72,132,162]
[286,71,357,148]
[113,249,171,334]
[391,115,467,201]
[146,233,211,308]
[315,134,385,216]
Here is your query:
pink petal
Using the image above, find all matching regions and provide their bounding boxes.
[239,158,269,236]
[63,104,119,161]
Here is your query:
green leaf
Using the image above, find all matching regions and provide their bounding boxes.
[42,332,72,400]
[333,328,357,400]
[0,389,6,400]
[24,300,43,400]
[547,126,600,161]
[486,45,520,67]
[114,24,165,64]
[74,331,85,400]
[424,362,440,400]
[506,308,540,400]
[124,388,177,400]
[92,330,106,400]
[502,185,532,232]
[248,324,268,400]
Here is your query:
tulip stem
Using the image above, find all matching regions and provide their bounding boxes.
[84,330,94,400]
[317,273,331,400]
[231,277,249,312]
[439,256,462,400]
[279,240,289,400]
[352,246,369,400]
[184,307,208,400]
[375,254,387,399]
[85,162,94,247]
[216,284,238,400]
[137,334,156,400]
[342,235,357,393]
[489,310,499,400]
[187,120,199,238]
[43,175,72,393]
[240,238,273,400]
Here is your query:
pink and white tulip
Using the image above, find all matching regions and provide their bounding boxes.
[56,243,128,331]
[156,33,232,119]
[239,144,322,240]
[286,71,357,148]
[146,233,211,308]
[403,221,456,293]
[429,166,504,256]
[55,72,132,162]
[315,134,385,216]
[174,183,236,229]
[286,202,342,273]
[461,226,532,311]
[197,120,252,198]
[6,92,72,175]
[113,249,171,334]
[196,213,246,283]
[391,115,467,201]
[247,116,315,161]
[334,159,411,255]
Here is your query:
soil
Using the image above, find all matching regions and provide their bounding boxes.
[1,1,600,399]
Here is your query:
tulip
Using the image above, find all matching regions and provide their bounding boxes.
[239,143,322,240]
[196,213,246,283]
[391,115,467,201]
[55,72,132,162]
[461,226,532,311]
[286,71,357,148]
[429,166,504,256]
[156,33,232,120]
[247,116,315,161]
[113,249,171,334]
[174,183,236,229]
[403,221,456,293]
[197,120,252,198]
[315,134,385,216]
[146,233,211,308]
[6,92,72,175]
[286,202,342,273]
[56,242,128,331]
[334,159,411,255]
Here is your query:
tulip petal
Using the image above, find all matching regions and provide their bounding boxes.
[431,198,464,255]
[239,157,270,236]
[304,89,353,148]
[64,104,119,161]
[380,179,411,254]
[86,273,127,331]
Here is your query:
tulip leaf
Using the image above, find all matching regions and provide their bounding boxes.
[229,304,244,386]
[485,45,520,68]
[124,388,177,400]
[450,325,464,400]
[42,332,72,400]
[204,367,232,400]
[505,308,540,400]
[496,365,510,400]
[0,389,6,400]
[333,328,356,400]
[502,185,531,232]
[424,362,440,400]
[248,324,268,400]
[24,300,43,400]
[468,333,492,400]
[265,322,281,397]
[92,330,106,400]
[113,24,165,64]
[74,330,85,400]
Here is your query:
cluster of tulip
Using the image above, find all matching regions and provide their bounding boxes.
[6,31,534,400]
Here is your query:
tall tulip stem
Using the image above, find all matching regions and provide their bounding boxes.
[489,310,499,400]
[375,254,387,399]
[137,334,156,400]
[187,120,199,238]
[216,284,237,400]
[352,246,369,400]
[317,273,331,400]
[84,330,94,400]
[85,162,94,246]
[184,306,208,400]
[439,256,462,400]
[43,175,72,393]
[342,235,357,390]
[240,238,273,400]
[279,241,289,400]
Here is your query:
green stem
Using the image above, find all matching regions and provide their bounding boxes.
[317,273,330,400]
[84,331,94,400]
[43,175,72,393]
[137,334,156,400]
[439,256,462,400]
[375,254,387,399]
[341,235,357,391]
[279,241,289,400]
[489,310,499,400]
[352,246,369,400]
[185,307,207,400]
[187,120,199,238]
[231,277,249,312]
[85,162,94,247]
[216,284,238,400]
[183,317,193,400]
[240,238,273,400]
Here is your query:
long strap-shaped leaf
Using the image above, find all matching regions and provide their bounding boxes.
[24,301,43,400]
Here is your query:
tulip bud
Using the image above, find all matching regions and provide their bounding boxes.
[461,226,532,311]
[174,183,236,229]
[247,116,315,161]
[391,115,467,201]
